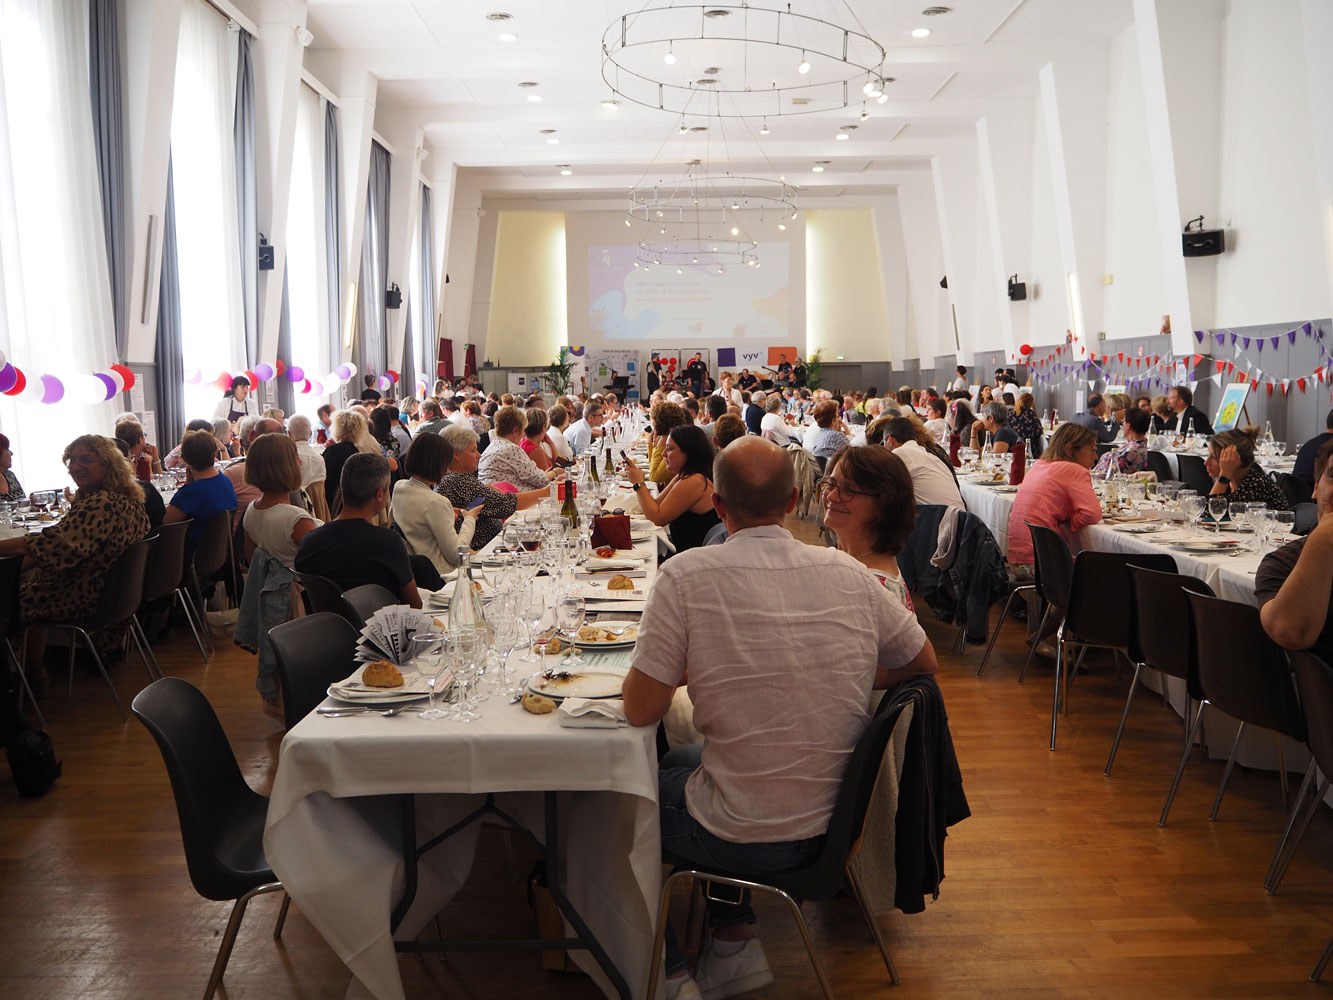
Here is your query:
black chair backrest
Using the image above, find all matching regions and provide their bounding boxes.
[294,572,364,630]
[131,677,273,901]
[1295,502,1319,535]
[1064,550,1177,648]
[0,555,22,637]
[1144,450,1173,484]
[1127,565,1213,694]
[1026,523,1075,614]
[774,701,909,901]
[342,583,399,624]
[270,613,359,728]
[1096,442,1114,458]
[1289,650,1333,783]
[1186,592,1305,741]
[192,509,234,579]
[1176,454,1213,495]
[74,537,155,629]
[142,519,191,604]
[1275,472,1312,508]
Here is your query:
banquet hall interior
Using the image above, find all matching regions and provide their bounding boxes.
[2,0,1333,998]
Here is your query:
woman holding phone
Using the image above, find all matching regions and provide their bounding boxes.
[391,433,481,573]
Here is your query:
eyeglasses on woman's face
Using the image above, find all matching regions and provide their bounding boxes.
[820,476,874,501]
[66,454,104,467]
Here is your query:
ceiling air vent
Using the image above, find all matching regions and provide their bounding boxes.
[922,6,952,15]
[703,9,732,18]
[485,12,513,22]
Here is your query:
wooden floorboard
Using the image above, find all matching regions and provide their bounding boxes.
[2,524,1331,998]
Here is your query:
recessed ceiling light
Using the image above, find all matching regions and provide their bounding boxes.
[730,226,739,235]
[812,164,824,172]
[835,133,849,140]
[527,94,542,102]
[498,32,517,42]
[778,223,786,230]
[877,93,888,104]
[557,165,572,175]
[546,137,559,144]
[912,27,931,38]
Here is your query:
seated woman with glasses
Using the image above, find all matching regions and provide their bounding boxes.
[1205,425,1290,510]
[623,424,721,552]
[820,445,917,611]
[0,435,151,696]
[1005,422,1102,576]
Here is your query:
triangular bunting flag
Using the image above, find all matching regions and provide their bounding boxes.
[1298,378,1307,392]
[1272,336,1281,349]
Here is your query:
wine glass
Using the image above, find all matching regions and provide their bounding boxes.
[1274,440,1287,458]
[1270,509,1294,547]
[410,632,449,720]
[557,594,587,667]
[490,613,527,701]
[1181,495,1206,535]
[502,519,524,555]
[447,628,482,722]
[1207,496,1228,527]
[1228,501,1249,527]
[518,583,547,663]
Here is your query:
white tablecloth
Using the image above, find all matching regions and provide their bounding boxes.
[958,479,1016,556]
[265,530,668,1000]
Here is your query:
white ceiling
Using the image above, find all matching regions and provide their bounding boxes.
[305,0,1134,200]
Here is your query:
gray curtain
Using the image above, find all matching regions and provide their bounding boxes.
[154,159,184,445]
[417,183,436,395]
[401,302,415,392]
[324,100,342,373]
[89,0,127,356]
[234,27,258,367]
[275,269,295,414]
[354,140,390,378]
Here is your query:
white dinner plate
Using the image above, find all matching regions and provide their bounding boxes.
[1170,540,1242,554]
[525,670,625,700]
[325,685,433,705]
[1113,522,1165,533]
[570,620,640,647]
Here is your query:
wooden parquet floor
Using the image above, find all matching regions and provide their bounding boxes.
[2,527,1331,999]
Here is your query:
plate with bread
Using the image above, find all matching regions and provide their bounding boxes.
[571,620,640,648]
[326,660,439,704]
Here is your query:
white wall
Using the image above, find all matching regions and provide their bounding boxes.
[805,208,890,361]
[484,211,567,367]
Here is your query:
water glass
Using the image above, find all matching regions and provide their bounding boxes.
[410,632,449,720]
[447,628,482,722]
[556,594,587,667]
[1207,496,1228,525]
[518,583,547,663]
[1181,495,1206,534]
[1270,510,1295,547]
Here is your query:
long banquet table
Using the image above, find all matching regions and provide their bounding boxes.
[264,512,667,1000]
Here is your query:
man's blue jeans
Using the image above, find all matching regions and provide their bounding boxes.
[658,745,824,976]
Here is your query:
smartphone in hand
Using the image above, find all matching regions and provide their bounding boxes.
[465,497,486,511]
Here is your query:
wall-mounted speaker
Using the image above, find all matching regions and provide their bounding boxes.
[386,283,402,309]
[939,276,948,289]
[1007,274,1027,301]
[1182,216,1226,257]
[257,234,275,270]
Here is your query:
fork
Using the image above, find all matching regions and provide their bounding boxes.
[317,705,409,718]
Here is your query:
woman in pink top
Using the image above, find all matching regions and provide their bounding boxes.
[1006,422,1102,570]
[519,407,558,472]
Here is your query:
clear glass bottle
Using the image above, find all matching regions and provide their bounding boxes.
[449,546,487,633]
[560,480,579,531]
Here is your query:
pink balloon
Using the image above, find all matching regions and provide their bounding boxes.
[308,379,324,396]
[39,374,65,404]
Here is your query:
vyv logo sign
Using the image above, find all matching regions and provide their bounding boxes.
[741,351,762,362]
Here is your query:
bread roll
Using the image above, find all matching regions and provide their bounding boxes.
[522,691,556,715]
[607,574,635,591]
[362,660,404,688]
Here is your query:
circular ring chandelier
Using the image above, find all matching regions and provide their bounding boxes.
[601,3,889,119]
[634,239,759,272]
[628,171,795,267]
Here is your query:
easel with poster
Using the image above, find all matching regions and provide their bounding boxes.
[1213,382,1251,433]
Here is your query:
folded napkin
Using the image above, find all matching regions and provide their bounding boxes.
[557,698,628,728]
[584,555,645,571]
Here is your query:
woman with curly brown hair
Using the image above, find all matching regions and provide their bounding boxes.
[648,400,690,485]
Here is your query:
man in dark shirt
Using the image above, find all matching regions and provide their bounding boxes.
[774,352,793,385]
[1163,385,1213,436]
[1291,408,1333,494]
[743,391,764,435]
[295,453,423,608]
[1258,440,1333,666]
[1068,394,1120,443]
[685,353,708,397]
[792,359,808,388]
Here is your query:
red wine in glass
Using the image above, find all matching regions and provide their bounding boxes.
[521,538,541,552]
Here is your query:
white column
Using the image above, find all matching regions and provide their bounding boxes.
[440,165,484,377]
[977,109,1034,359]
[895,170,951,362]
[868,194,912,364]
[931,139,991,360]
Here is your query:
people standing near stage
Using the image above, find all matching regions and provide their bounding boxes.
[685,353,709,397]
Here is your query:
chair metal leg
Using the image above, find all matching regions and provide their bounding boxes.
[1209,722,1247,821]
[189,568,217,656]
[127,615,156,681]
[1312,936,1333,982]
[846,866,900,985]
[5,637,45,730]
[1017,606,1052,686]
[1277,736,1289,811]
[66,632,77,696]
[175,589,211,663]
[273,892,291,939]
[1264,759,1316,890]
[1104,663,1144,776]
[1049,624,1066,751]
[65,627,127,721]
[776,886,836,999]
[1266,775,1329,895]
[131,615,165,681]
[1160,700,1208,827]
[978,587,1032,678]
[203,881,284,1000]
[644,869,691,1000]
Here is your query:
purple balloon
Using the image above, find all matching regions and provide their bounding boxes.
[287,366,304,383]
[335,364,352,380]
[0,364,15,394]
[40,374,64,404]
[94,372,118,400]
[253,362,274,382]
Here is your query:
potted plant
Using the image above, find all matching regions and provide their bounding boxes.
[806,347,825,390]
[544,348,576,396]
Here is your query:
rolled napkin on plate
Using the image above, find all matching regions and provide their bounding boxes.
[584,555,645,571]
[557,697,629,729]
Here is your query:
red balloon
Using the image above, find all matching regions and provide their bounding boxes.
[3,366,25,396]
[275,358,286,376]
[1019,344,1033,356]
[386,369,400,384]
[244,369,258,386]
[111,363,136,392]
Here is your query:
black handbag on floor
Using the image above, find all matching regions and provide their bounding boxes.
[6,727,61,798]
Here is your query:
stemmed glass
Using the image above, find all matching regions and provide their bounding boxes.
[447,628,482,722]
[1181,495,1206,535]
[502,520,524,556]
[1270,509,1295,549]
[490,613,527,701]
[518,583,547,663]
[410,632,449,720]
[1274,440,1287,458]
[556,594,587,667]
[1207,496,1228,527]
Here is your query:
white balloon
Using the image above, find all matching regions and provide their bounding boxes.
[74,374,106,405]
[19,372,46,403]
[106,368,126,392]
[344,362,358,377]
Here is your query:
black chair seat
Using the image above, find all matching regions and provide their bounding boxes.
[1145,450,1173,483]
[342,583,400,623]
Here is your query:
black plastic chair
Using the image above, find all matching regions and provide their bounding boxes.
[1294,502,1318,535]
[1175,454,1213,495]
[1274,472,1312,507]
[270,613,359,729]
[1144,450,1173,484]
[976,568,1036,679]
[342,583,400,625]
[0,555,43,729]
[1105,566,1214,776]
[186,510,237,658]
[131,678,289,999]
[293,572,365,630]
[1266,650,1333,897]
[27,537,156,721]
[643,702,913,999]
[134,519,208,674]
[1028,525,1176,750]
[1160,593,1305,827]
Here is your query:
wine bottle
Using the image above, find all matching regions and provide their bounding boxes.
[448,546,487,633]
[560,479,579,530]
[949,432,961,467]
[588,453,601,483]
[604,443,615,476]
[1009,441,1026,486]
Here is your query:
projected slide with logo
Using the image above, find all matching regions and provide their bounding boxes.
[587,244,788,341]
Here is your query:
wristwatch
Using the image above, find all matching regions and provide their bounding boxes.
[632,482,643,492]
[1217,476,1231,488]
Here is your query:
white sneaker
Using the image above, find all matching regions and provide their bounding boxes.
[666,974,703,1000]
[695,938,774,1000]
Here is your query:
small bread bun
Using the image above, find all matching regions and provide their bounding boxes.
[522,691,557,715]
[607,574,635,591]
[535,636,562,654]
[362,660,404,688]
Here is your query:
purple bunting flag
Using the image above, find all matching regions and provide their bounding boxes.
[1271,336,1280,349]
[1242,337,1250,350]
[1195,330,1205,343]
[1291,328,1300,344]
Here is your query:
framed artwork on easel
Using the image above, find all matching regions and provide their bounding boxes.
[1213,382,1251,432]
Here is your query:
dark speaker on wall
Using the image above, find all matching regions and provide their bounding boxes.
[386,283,402,309]
[1007,274,1027,301]
[1182,216,1225,257]
[257,234,275,271]
[939,276,948,289]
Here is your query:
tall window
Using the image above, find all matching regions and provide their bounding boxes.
[170,0,244,422]
[0,0,118,490]
[285,83,329,418]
